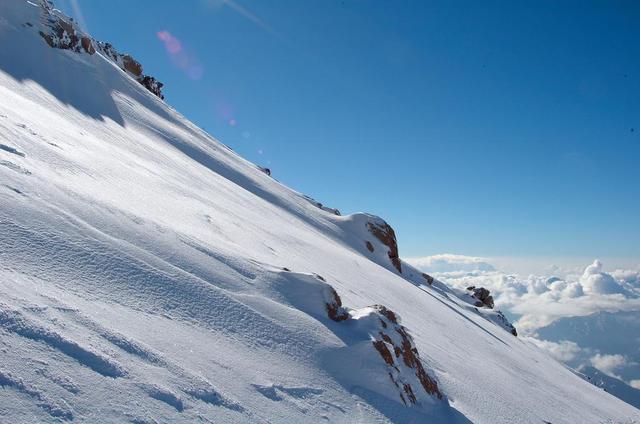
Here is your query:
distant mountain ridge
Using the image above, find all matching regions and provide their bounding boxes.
[578,366,640,409]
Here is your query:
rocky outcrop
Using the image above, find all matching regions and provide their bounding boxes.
[302,195,340,216]
[81,36,95,54]
[421,273,434,285]
[324,287,442,405]
[38,14,94,55]
[94,41,164,100]
[493,311,517,336]
[96,41,119,63]
[258,166,271,176]
[137,76,164,99]
[323,285,349,322]
[459,286,516,335]
[365,305,442,404]
[366,221,402,273]
[466,286,494,309]
[35,1,164,99]
[465,287,517,336]
[122,54,142,77]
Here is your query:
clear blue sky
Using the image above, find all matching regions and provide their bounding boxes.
[56,0,639,261]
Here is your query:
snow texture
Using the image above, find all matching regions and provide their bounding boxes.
[0,0,638,422]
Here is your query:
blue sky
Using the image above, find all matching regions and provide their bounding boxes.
[56,0,639,264]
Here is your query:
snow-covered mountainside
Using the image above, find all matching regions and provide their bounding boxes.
[410,253,640,409]
[536,310,640,408]
[578,366,640,410]
[0,1,638,422]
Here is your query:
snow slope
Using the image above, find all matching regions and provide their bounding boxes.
[578,366,640,410]
[0,1,638,422]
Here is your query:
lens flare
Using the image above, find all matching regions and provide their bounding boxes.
[69,0,89,32]
[220,0,277,37]
[157,30,182,54]
[156,30,204,80]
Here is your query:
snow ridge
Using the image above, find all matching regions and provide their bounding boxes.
[34,0,164,98]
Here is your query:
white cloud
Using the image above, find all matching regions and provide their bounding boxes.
[611,269,640,295]
[405,254,495,273]
[407,254,640,334]
[564,282,584,298]
[512,293,640,333]
[525,337,582,362]
[580,260,626,295]
[409,254,640,390]
[612,269,640,285]
[590,353,627,378]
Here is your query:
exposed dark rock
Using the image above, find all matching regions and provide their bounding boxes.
[365,241,374,252]
[258,166,271,176]
[373,340,395,366]
[403,383,417,405]
[324,286,349,322]
[465,287,517,335]
[302,195,341,216]
[369,306,443,403]
[138,76,164,100]
[36,2,165,99]
[373,305,398,324]
[80,36,95,54]
[98,42,118,62]
[466,286,494,309]
[322,285,443,404]
[366,221,402,273]
[122,54,142,77]
[39,17,94,54]
[495,311,517,336]
[421,273,434,285]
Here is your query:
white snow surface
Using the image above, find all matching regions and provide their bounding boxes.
[0,1,638,422]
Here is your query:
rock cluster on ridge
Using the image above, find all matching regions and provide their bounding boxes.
[35,0,164,99]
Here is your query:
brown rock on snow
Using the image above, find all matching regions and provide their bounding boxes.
[373,340,395,366]
[36,2,165,100]
[98,42,119,62]
[80,36,95,54]
[467,286,494,309]
[122,54,143,77]
[373,305,398,325]
[403,383,417,405]
[322,284,443,405]
[366,221,402,273]
[37,6,95,55]
[325,286,349,322]
[39,19,79,52]
[138,76,164,100]
[370,308,443,403]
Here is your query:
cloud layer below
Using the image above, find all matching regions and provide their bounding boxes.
[405,255,640,333]
[406,254,640,392]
